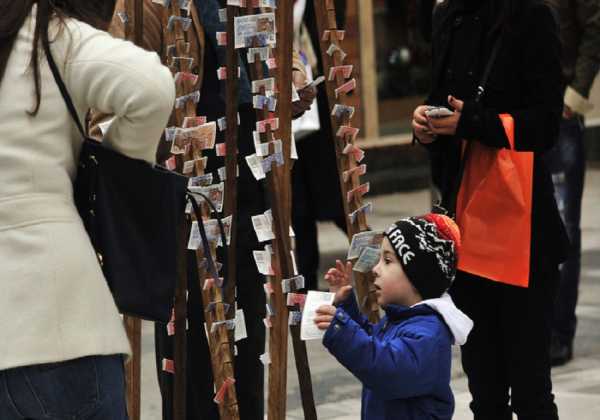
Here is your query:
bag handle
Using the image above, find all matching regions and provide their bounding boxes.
[186,192,229,290]
[42,41,88,139]
[441,33,504,217]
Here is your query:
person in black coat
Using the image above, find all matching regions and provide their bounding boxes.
[412,1,569,419]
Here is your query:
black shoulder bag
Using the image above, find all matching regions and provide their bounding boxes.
[45,45,225,322]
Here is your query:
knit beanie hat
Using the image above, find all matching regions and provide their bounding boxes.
[384,213,461,300]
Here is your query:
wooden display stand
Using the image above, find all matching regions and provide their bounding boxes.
[313,0,380,323]
[239,1,317,419]
[163,1,240,418]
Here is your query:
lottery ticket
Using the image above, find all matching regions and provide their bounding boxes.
[251,77,276,94]
[253,249,274,275]
[189,183,225,213]
[234,309,247,342]
[331,104,355,120]
[188,173,214,187]
[234,13,276,49]
[347,182,370,203]
[256,117,279,133]
[266,58,277,69]
[335,78,357,98]
[287,292,307,309]
[204,301,231,315]
[342,143,365,163]
[328,65,353,81]
[162,358,174,374]
[167,15,192,32]
[342,164,367,183]
[175,90,200,109]
[261,150,284,174]
[281,275,305,293]
[353,246,382,273]
[117,11,128,24]
[247,47,271,63]
[349,202,374,224]
[217,165,239,182]
[165,156,177,171]
[326,43,347,61]
[289,311,303,326]
[245,154,266,180]
[253,94,277,112]
[300,291,336,341]
[336,125,360,142]
[174,71,199,86]
[347,230,384,260]
[252,212,274,242]
[218,8,227,23]
[210,319,235,333]
[260,352,271,365]
[322,29,345,42]
[170,56,194,71]
[216,32,227,46]
[182,116,207,128]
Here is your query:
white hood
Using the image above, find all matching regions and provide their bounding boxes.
[414,293,474,346]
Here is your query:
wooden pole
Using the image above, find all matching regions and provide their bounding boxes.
[275,2,318,419]
[123,2,144,419]
[356,0,379,139]
[124,316,142,420]
[241,2,317,418]
[158,1,240,418]
[313,0,380,322]
[223,4,240,317]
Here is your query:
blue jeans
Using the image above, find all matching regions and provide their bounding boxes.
[544,116,586,346]
[0,355,128,420]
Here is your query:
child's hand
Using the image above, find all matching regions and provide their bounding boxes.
[314,305,337,330]
[324,260,353,305]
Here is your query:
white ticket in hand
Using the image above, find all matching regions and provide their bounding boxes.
[300,291,336,341]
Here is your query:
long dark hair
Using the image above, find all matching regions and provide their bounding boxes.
[0,0,117,116]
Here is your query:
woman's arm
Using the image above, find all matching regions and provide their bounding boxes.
[59,16,174,163]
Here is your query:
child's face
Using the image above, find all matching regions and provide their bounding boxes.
[372,238,422,307]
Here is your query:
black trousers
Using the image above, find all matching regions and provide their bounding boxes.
[450,259,560,420]
[544,117,586,346]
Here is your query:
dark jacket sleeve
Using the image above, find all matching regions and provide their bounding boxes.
[323,311,443,400]
[456,3,563,153]
[572,0,600,97]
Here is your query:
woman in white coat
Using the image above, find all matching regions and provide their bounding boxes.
[0,1,175,418]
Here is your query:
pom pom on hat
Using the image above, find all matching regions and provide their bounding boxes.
[423,213,461,256]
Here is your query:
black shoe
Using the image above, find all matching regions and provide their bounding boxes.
[550,339,573,367]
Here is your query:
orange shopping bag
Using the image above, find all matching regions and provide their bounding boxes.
[456,114,534,287]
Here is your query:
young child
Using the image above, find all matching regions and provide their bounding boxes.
[315,214,473,420]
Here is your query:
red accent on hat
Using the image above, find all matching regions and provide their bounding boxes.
[423,213,462,255]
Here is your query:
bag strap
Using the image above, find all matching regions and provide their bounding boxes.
[43,41,87,139]
[442,33,504,217]
[186,192,229,289]
[475,33,503,104]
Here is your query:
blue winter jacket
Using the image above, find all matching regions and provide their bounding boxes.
[323,294,459,420]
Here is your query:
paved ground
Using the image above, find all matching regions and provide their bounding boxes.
[140,166,600,419]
